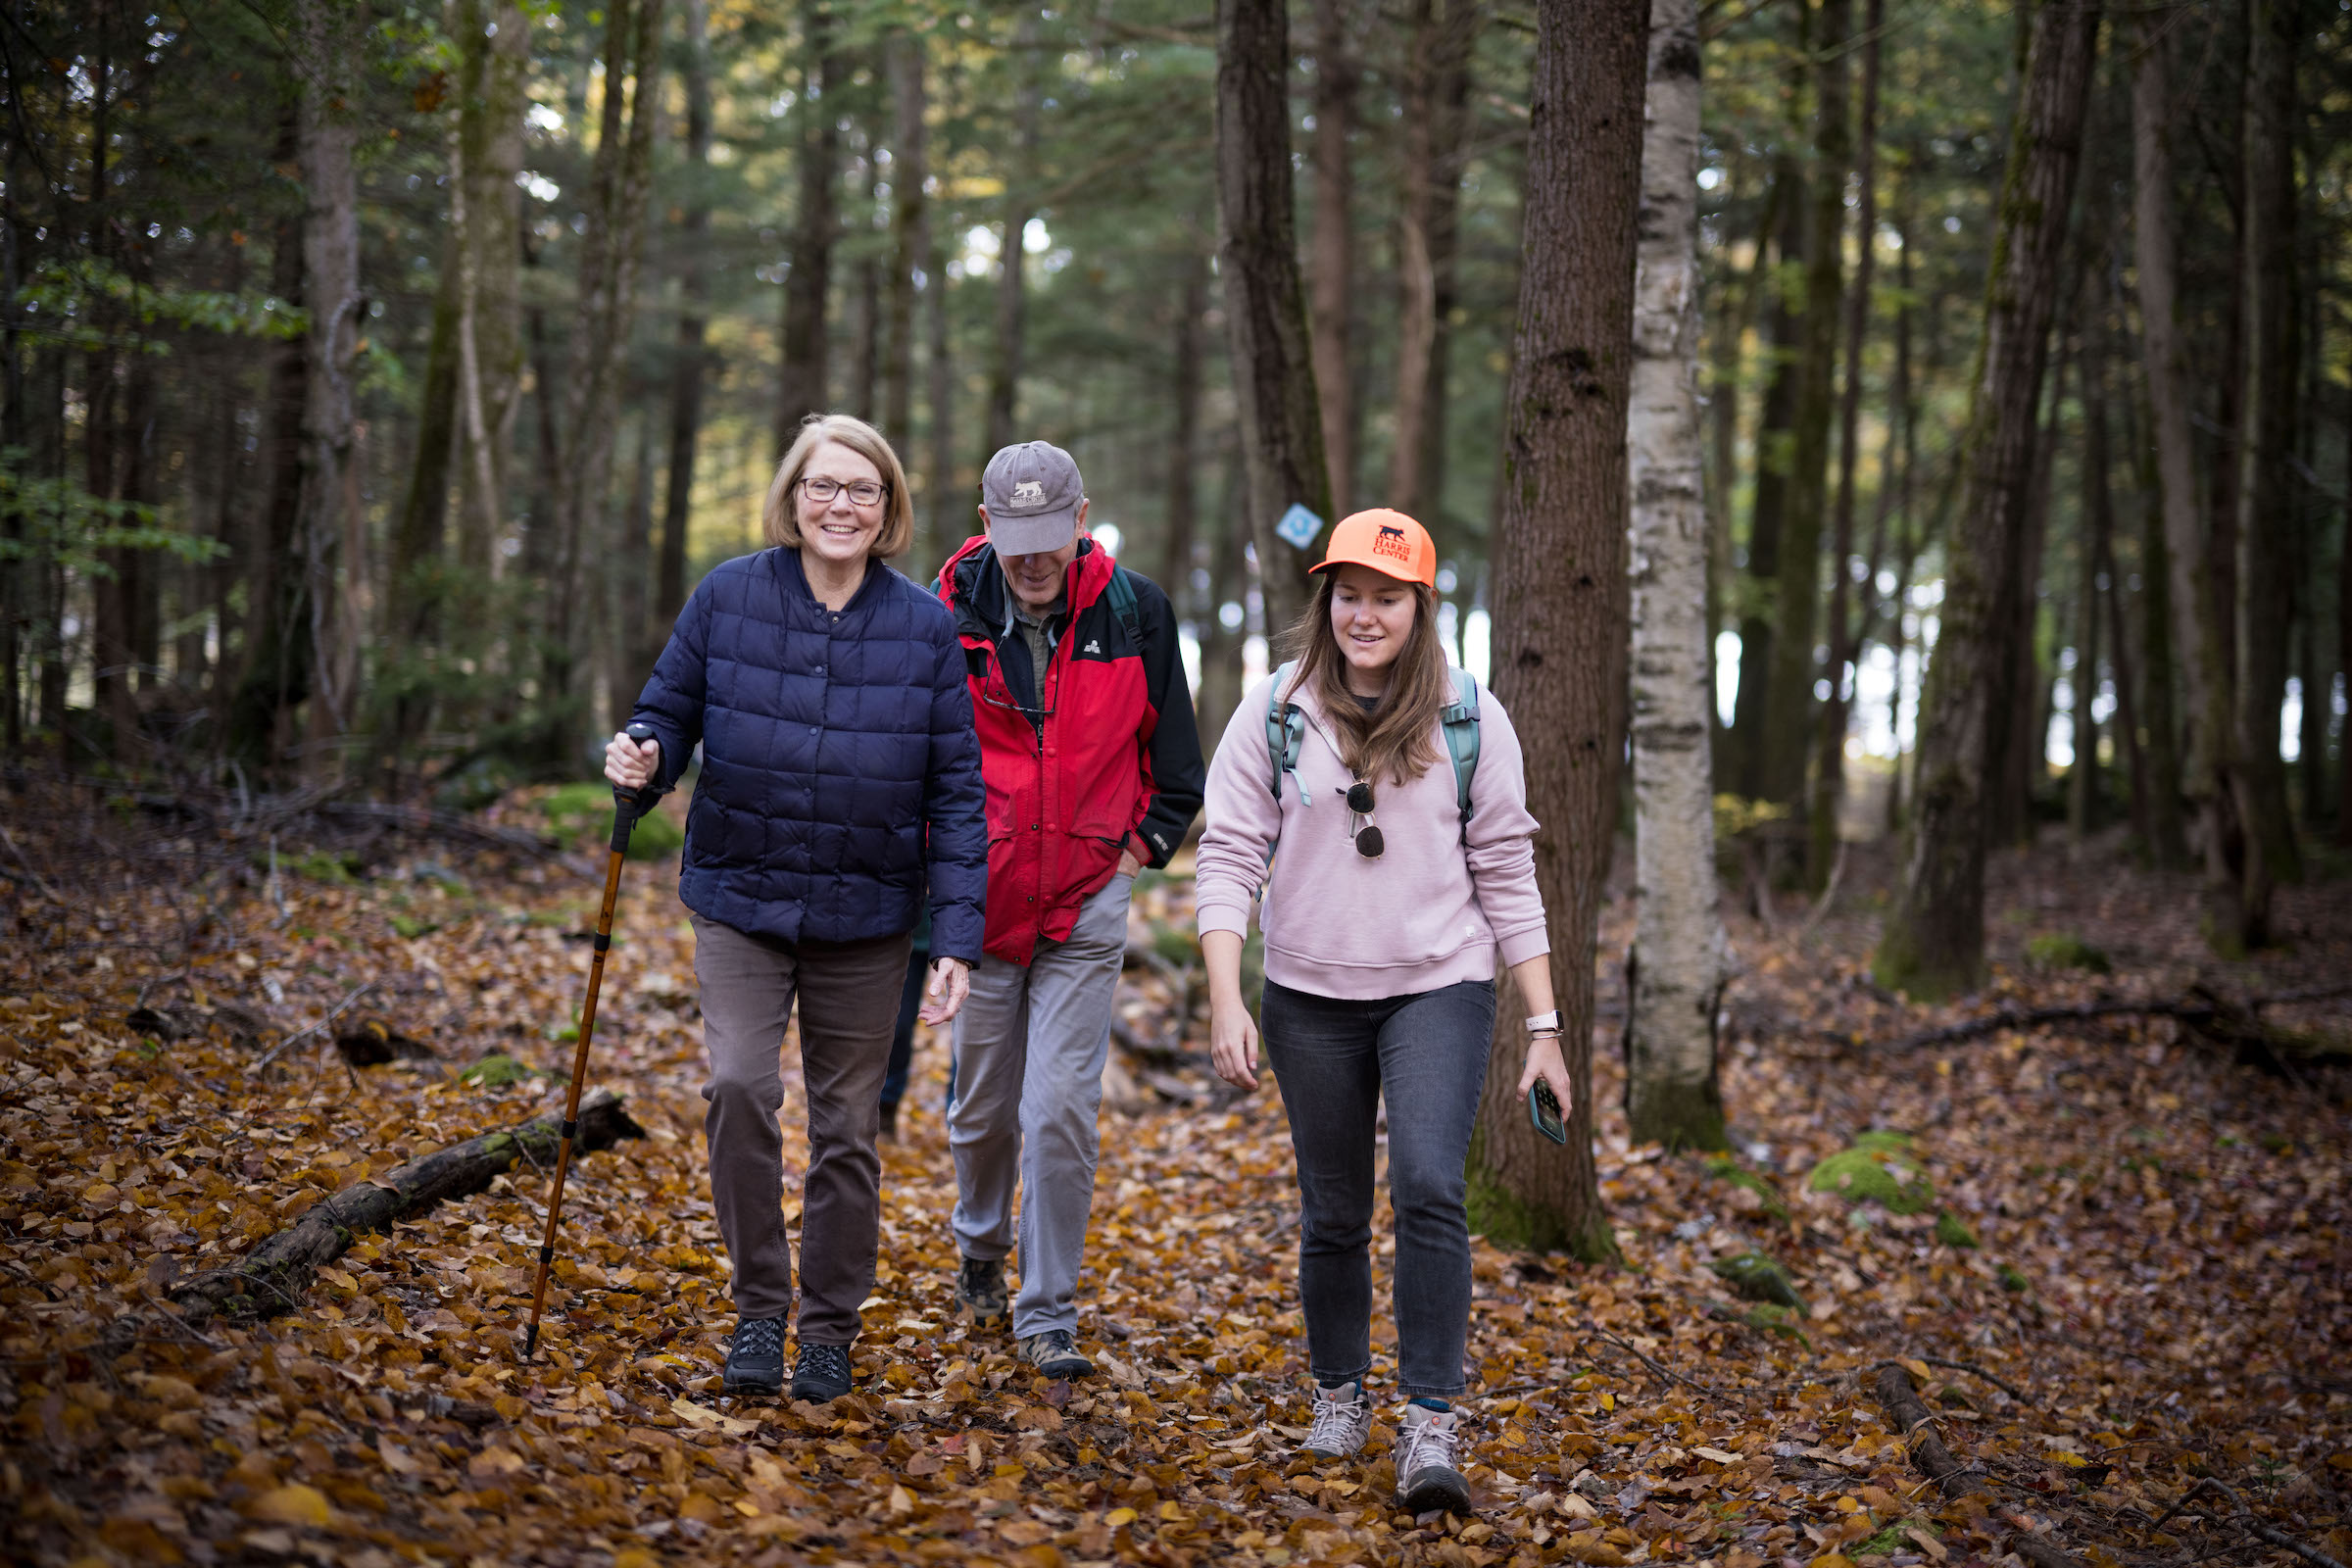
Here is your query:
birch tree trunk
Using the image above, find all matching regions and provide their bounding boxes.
[1624,0,1728,1153]
[776,1,840,453]
[1213,0,1329,631]
[1308,0,1357,515]
[2132,14,2253,949]
[1874,0,2097,1001]
[1472,0,1646,1260]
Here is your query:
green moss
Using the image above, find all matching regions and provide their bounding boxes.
[1702,1155,1789,1219]
[2025,931,2111,973]
[1857,1518,1937,1555]
[1997,1262,2031,1292]
[287,852,364,884]
[1934,1210,1979,1249]
[542,783,684,861]
[1625,1074,1729,1154]
[1709,1250,1807,1315]
[1740,1303,1810,1344]
[1807,1130,1935,1215]
[1464,1130,1620,1264]
[1150,921,1200,967]
[390,914,441,940]
[461,1054,551,1088]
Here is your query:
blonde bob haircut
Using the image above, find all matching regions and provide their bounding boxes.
[762,413,915,559]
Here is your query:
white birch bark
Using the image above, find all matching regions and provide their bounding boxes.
[1624,0,1728,1151]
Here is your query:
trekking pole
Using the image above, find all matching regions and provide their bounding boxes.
[522,721,662,1361]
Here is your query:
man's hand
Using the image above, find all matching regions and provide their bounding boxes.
[604,730,659,792]
[1207,995,1259,1091]
[1514,1031,1573,1115]
[920,956,970,1025]
[1117,832,1147,878]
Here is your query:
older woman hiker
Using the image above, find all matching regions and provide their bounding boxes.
[1193,509,1570,1515]
[604,414,987,1403]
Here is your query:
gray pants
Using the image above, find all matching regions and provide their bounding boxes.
[692,912,913,1345]
[949,873,1133,1338]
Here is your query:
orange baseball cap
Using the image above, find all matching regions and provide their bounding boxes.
[1311,508,1437,588]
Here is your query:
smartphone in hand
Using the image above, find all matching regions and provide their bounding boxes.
[1527,1080,1567,1145]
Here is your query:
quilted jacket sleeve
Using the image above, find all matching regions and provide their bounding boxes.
[920,612,988,964]
[628,573,712,793]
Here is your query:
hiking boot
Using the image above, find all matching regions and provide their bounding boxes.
[1301,1380,1372,1458]
[1392,1402,1471,1514]
[790,1342,855,1403]
[722,1315,786,1396]
[1018,1329,1094,1381]
[955,1256,1007,1328]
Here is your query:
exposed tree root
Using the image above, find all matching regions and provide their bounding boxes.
[1878,984,2352,1072]
[2149,1478,2349,1568]
[161,1089,644,1328]
[1866,1362,2087,1568]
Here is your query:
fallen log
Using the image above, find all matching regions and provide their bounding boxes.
[1879,983,2352,1072]
[1867,1363,2086,1568]
[164,1088,644,1326]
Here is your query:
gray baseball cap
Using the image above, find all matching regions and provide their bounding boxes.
[982,440,1085,556]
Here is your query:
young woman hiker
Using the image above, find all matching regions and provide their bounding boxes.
[604,414,987,1403]
[1193,509,1571,1515]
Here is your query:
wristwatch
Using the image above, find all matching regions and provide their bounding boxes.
[1525,1009,1561,1033]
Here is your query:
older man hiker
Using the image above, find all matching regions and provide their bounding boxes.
[935,440,1206,1378]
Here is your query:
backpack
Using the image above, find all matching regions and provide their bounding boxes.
[1264,660,1482,841]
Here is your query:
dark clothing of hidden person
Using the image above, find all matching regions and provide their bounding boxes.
[605,414,986,1404]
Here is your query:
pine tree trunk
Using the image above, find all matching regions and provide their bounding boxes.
[776,2,839,454]
[1706,161,1774,767]
[1473,0,1645,1260]
[985,29,1041,460]
[292,0,367,768]
[454,0,528,580]
[1875,0,2097,1001]
[1727,154,1803,801]
[1808,0,1881,888]
[1195,443,1252,745]
[1388,0,1478,522]
[924,236,956,575]
[2124,348,2188,866]
[610,408,657,731]
[2132,14,2253,949]
[1308,0,1357,515]
[1760,0,1851,812]
[2071,368,2105,845]
[883,31,926,445]
[1213,0,1330,633]
[1624,0,1727,1154]
[1998,334,2069,849]
[1417,15,1476,531]
[1161,254,1208,598]
[545,0,666,746]
[658,0,713,653]
[2086,334,2152,851]
[850,138,880,424]
[2232,0,2300,897]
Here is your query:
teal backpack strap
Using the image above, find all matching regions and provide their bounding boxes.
[1264,660,1308,808]
[1441,667,1481,841]
[1102,564,1143,650]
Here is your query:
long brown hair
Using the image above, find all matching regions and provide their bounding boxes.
[1279,570,1452,785]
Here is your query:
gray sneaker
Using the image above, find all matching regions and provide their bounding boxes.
[955,1256,1007,1328]
[1302,1380,1372,1458]
[1018,1329,1094,1380]
[1392,1402,1471,1514]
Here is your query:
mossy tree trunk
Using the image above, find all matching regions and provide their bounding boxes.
[1472,0,1646,1260]
[1625,0,1728,1154]
[1875,0,2098,1001]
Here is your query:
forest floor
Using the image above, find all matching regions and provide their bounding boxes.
[2,781,2348,1568]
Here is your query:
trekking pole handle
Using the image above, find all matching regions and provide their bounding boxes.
[612,722,662,852]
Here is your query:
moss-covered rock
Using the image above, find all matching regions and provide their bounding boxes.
[1740,1302,1810,1343]
[543,782,685,861]
[460,1053,551,1088]
[1709,1250,1807,1315]
[1934,1209,1979,1248]
[1807,1130,1935,1215]
[2026,931,2111,973]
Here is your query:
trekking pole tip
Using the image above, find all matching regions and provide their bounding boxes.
[522,1323,539,1361]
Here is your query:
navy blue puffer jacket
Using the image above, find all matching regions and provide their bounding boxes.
[628,549,987,963]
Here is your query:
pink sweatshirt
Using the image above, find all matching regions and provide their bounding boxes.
[1194,671,1550,1000]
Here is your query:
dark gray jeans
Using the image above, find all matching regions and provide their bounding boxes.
[1260,976,1495,1397]
[691,912,913,1345]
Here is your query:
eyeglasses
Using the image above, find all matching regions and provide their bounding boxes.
[798,476,889,508]
[980,679,1054,724]
[1346,779,1383,858]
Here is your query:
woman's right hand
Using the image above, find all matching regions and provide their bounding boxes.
[1207,995,1260,1091]
[604,730,660,792]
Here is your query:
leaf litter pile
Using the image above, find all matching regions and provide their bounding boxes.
[3,785,2347,1568]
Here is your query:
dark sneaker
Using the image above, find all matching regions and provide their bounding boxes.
[955,1256,1008,1328]
[790,1342,854,1402]
[1018,1329,1094,1381]
[1392,1402,1471,1514]
[722,1315,786,1396]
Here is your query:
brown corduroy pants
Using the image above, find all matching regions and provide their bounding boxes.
[691,912,913,1344]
